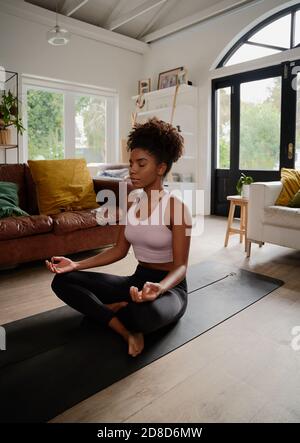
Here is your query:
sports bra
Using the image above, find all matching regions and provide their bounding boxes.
[124,189,173,263]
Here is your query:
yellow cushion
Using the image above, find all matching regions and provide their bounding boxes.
[275,168,300,206]
[28,158,99,215]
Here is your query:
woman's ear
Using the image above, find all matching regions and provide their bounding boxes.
[158,162,167,177]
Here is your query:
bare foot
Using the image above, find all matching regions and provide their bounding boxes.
[105,301,128,313]
[128,332,144,357]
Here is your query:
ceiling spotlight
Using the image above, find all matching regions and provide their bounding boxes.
[47,1,70,46]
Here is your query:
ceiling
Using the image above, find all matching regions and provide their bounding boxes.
[25,0,260,43]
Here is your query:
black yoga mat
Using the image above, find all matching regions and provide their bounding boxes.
[0,261,283,423]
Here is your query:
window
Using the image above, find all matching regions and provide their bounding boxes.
[219,5,300,68]
[27,89,64,160]
[295,10,300,46]
[23,77,118,163]
[248,14,291,49]
[75,95,106,163]
[226,44,280,67]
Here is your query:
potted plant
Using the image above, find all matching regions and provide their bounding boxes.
[0,90,25,145]
[236,173,254,199]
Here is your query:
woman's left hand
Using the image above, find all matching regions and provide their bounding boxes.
[130,282,163,303]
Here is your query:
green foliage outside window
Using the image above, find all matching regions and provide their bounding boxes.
[27,90,64,160]
[240,78,281,170]
[218,78,282,171]
[27,90,106,162]
[75,96,106,163]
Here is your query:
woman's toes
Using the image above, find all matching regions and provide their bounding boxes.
[129,346,136,357]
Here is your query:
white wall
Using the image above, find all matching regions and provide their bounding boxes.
[141,0,300,214]
[1,0,300,214]
[0,5,144,164]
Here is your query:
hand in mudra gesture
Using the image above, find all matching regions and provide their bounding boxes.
[45,256,77,274]
[130,282,163,303]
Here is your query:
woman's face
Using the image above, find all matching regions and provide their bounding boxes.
[129,147,166,188]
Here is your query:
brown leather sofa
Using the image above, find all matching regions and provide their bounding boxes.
[0,163,133,269]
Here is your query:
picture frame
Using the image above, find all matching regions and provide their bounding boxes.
[157,66,184,90]
[138,78,151,95]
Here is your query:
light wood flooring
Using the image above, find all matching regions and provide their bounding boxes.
[0,215,300,423]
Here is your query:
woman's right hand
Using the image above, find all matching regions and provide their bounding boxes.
[45,256,78,274]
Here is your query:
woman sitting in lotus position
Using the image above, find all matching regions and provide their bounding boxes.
[46,117,192,357]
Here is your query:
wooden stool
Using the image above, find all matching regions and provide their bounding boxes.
[224,195,248,251]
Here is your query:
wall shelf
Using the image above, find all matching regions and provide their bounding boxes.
[136,104,194,117]
[132,84,197,100]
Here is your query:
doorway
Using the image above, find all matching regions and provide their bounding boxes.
[211,61,299,215]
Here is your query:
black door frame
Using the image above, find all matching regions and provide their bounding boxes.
[211,60,299,215]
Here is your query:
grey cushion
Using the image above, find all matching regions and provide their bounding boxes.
[97,168,129,179]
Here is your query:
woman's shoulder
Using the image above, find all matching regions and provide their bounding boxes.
[167,191,192,226]
[166,190,184,207]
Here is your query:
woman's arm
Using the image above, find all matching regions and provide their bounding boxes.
[158,197,192,294]
[46,204,133,274]
[76,224,131,270]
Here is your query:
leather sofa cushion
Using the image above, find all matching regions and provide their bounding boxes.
[52,209,98,235]
[0,215,53,240]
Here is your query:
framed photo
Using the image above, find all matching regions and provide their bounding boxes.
[138,79,151,95]
[157,66,184,90]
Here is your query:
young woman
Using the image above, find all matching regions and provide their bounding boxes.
[46,117,192,357]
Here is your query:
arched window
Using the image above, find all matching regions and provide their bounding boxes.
[218,4,300,68]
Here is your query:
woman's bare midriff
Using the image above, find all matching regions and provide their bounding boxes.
[138,261,173,271]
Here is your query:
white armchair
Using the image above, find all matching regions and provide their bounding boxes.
[247,181,300,257]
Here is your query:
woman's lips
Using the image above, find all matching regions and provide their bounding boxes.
[131,178,140,182]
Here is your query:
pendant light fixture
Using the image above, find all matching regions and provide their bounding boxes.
[47,0,70,46]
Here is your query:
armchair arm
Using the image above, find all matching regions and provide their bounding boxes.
[251,181,283,206]
[248,181,283,241]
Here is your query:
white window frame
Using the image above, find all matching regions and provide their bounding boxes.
[21,75,119,164]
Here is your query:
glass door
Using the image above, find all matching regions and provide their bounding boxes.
[239,77,281,171]
[212,62,298,215]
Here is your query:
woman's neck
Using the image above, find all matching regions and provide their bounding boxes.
[142,186,165,202]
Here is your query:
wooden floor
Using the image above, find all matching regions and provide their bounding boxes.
[1,215,300,423]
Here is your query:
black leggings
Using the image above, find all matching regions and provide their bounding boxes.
[51,264,188,334]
